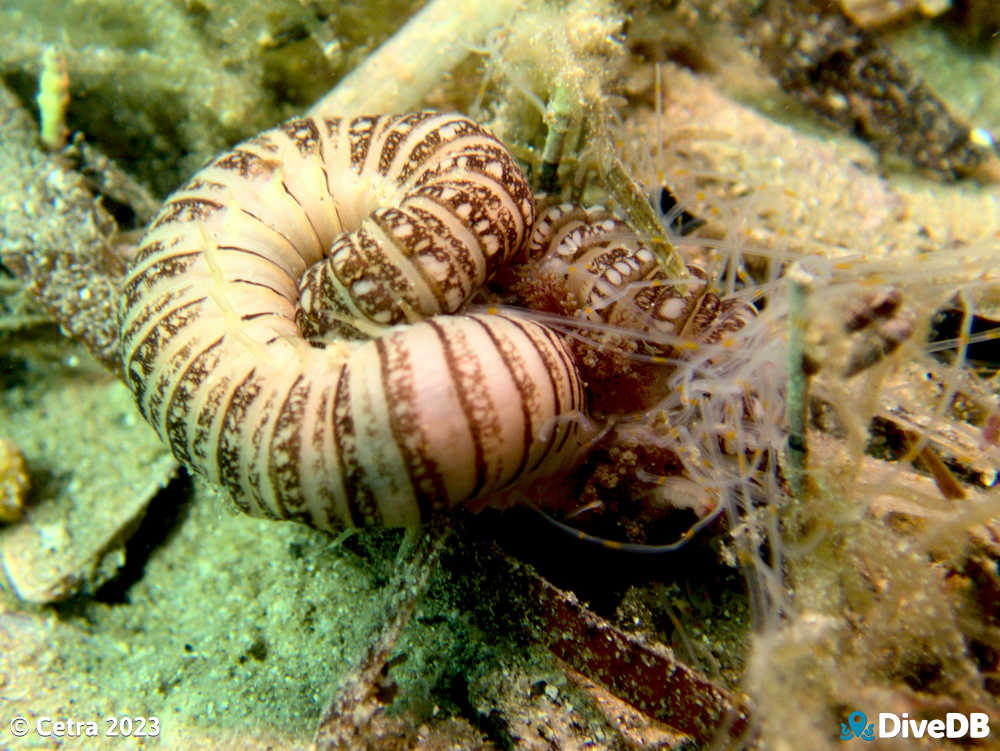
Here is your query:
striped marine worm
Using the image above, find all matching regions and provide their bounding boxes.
[119,109,759,532]
[118,112,592,529]
[519,202,757,367]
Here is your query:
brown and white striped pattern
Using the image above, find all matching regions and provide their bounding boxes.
[526,203,756,350]
[118,112,589,529]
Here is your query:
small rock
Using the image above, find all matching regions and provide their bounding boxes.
[0,376,178,603]
[839,0,950,28]
[0,438,29,523]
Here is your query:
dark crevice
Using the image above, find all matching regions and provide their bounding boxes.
[91,470,194,604]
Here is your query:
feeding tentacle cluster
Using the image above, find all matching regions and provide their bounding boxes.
[507,202,782,533]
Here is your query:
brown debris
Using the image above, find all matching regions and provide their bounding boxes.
[65,132,162,227]
[312,528,751,749]
[499,548,754,745]
[469,660,634,751]
[313,523,454,751]
[562,665,695,749]
[0,80,136,371]
[754,0,999,180]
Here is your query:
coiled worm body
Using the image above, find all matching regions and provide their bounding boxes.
[525,203,756,353]
[119,112,589,528]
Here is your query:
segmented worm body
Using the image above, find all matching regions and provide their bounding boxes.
[523,203,756,358]
[119,111,755,532]
[119,112,589,529]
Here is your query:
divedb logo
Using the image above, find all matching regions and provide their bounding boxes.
[840,710,991,741]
